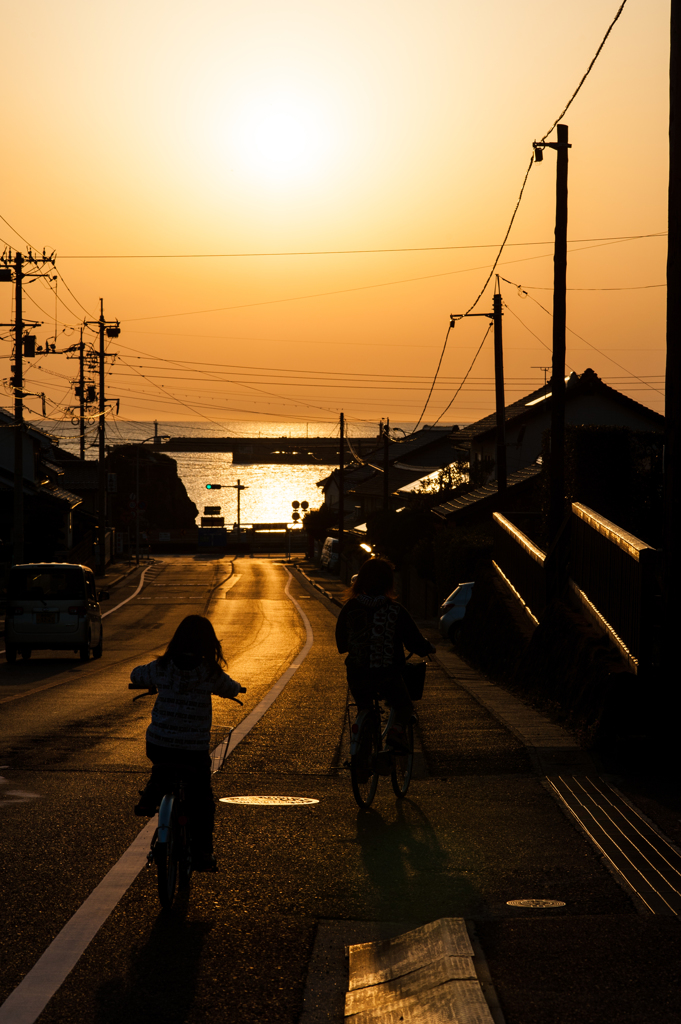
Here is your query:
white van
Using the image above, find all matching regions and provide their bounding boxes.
[4,563,109,663]
[320,536,339,572]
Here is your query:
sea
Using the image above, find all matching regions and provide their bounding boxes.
[34,418,434,527]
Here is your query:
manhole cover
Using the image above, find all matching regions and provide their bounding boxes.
[219,795,319,806]
[506,899,566,908]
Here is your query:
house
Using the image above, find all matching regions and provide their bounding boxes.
[454,368,664,483]
[317,427,466,521]
[0,409,98,568]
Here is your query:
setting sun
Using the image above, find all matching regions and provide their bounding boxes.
[231,91,335,183]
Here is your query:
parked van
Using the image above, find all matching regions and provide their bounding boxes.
[4,563,109,664]
[320,536,339,572]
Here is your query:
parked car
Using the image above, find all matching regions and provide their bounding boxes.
[320,536,339,572]
[438,582,474,640]
[4,563,109,664]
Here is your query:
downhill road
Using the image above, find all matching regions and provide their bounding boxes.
[0,555,678,1024]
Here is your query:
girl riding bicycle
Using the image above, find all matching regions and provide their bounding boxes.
[131,614,245,872]
[336,557,435,751]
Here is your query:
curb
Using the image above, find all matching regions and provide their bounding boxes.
[291,564,343,609]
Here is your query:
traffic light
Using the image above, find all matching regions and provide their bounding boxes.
[205,483,222,489]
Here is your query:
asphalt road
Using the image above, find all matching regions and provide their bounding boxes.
[0,555,679,1024]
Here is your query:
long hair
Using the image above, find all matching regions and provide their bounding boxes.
[157,615,225,672]
[345,556,396,601]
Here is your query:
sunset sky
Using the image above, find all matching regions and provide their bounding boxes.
[0,0,670,434]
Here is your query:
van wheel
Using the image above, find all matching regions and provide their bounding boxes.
[20,647,31,661]
[79,645,90,663]
[5,645,17,664]
[92,637,103,660]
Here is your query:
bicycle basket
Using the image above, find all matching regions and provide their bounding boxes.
[402,660,427,701]
[210,728,233,773]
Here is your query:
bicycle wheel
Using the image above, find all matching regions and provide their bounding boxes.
[155,798,178,909]
[350,711,381,809]
[391,718,415,798]
[177,810,192,891]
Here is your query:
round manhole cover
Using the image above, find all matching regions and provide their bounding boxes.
[506,899,566,908]
[219,795,319,806]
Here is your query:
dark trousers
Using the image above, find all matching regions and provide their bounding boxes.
[347,668,413,725]
[143,741,215,858]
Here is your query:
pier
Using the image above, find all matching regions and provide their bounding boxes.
[158,435,381,464]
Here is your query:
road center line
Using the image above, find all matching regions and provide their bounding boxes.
[0,567,312,1024]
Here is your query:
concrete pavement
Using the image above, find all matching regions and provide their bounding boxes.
[0,555,679,1024]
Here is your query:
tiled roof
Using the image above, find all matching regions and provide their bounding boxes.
[453,369,663,449]
[431,462,542,520]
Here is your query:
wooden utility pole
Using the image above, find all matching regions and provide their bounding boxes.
[79,327,86,460]
[338,412,345,569]
[492,280,507,493]
[536,124,570,541]
[98,300,106,572]
[383,418,390,510]
[664,0,681,677]
[13,252,24,565]
[84,301,119,573]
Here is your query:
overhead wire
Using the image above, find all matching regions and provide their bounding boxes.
[54,231,658,258]
[429,324,493,428]
[410,0,633,436]
[502,277,663,396]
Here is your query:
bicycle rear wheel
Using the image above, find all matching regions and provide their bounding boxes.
[350,711,381,809]
[391,719,415,798]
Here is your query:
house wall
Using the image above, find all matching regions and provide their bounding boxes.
[0,429,37,481]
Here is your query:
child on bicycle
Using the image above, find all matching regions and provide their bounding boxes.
[336,556,435,752]
[130,614,246,872]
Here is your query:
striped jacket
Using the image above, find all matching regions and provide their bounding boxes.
[131,657,242,751]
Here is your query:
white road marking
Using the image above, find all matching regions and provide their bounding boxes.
[0,777,41,808]
[0,566,312,1024]
[101,564,154,619]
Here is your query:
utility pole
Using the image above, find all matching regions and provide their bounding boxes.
[664,0,681,680]
[493,278,507,493]
[84,301,120,573]
[338,412,345,570]
[535,124,570,541]
[79,327,85,460]
[383,418,390,511]
[0,249,54,565]
[13,252,24,566]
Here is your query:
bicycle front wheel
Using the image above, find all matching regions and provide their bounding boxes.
[391,719,415,798]
[155,801,178,909]
[350,712,381,810]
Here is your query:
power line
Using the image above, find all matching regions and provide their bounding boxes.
[503,278,663,396]
[54,231,660,258]
[430,324,493,428]
[411,0,633,437]
[540,0,630,141]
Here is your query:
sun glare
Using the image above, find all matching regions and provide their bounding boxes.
[233,93,333,183]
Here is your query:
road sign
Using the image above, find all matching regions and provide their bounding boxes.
[201,517,225,527]
[204,506,221,515]
[292,500,300,509]
[292,511,300,521]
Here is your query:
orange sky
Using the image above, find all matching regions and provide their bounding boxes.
[0,0,670,433]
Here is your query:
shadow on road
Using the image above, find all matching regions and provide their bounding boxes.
[93,904,213,1024]
[354,799,481,920]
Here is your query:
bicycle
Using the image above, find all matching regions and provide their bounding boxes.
[129,681,245,910]
[347,699,416,809]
